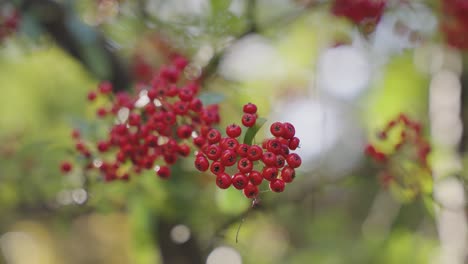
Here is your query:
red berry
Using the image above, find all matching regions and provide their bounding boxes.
[275,155,286,168]
[243,183,259,198]
[216,173,232,189]
[281,166,295,183]
[232,173,249,190]
[60,161,73,173]
[248,170,263,185]
[189,98,203,112]
[97,141,110,152]
[98,81,113,94]
[177,144,191,157]
[210,161,225,175]
[266,139,282,154]
[373,151,387,163]
[173,101,189,115]
[207,129,222,144]
[270,122,285,137]
[262,166,278,181]
[206,144,222,161]
[128,113,141,126]
[193,136,207,148]
[220,137,239,151]
[178,88,194,102]
[176,125,193,139]
[247,145,263,161]
[220,149,237,166]
[269,179,285,192]
[195,156,209,171]
[262,152,277,167]
[226,124,242,138]
[282,122,295,139]
[237,157,253,173]
[96,107,107,118]
[241,113,256,127]
[87,91,97,101]
[157,166,171,179]
[286,153,302,168]
[236,144,250,157]
[288,137,300,150]
[243,103,257,114]
[71,129,81,139]
[364,144,376,155]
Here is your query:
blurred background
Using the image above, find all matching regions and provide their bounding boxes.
[1,0,467,263]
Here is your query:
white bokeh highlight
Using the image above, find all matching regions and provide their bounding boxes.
[206,246,242,264]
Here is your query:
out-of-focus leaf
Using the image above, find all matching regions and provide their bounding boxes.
[243,117,267,145]
[215,187,249,215]
[198,91,225,105]
[19,13,42,40]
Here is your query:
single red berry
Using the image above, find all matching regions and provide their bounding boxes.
[96,107,107,118]
[98,81,113,94]
[195,156,210,171]
[364,144,376,155]
[243,103,257,114]
[71,129,81,139]
[248,170,263,185]
[373,151,387,163]
[226,124,242,138]
[242,113,256,127]
[177,144,191,157]
[281,166,295,183]
[247,145,263,161]
[178,88,194,102]
[157,166,171,179]
[288,137,300,150]
[216,173,232,189]
[60,161,73,173]
[128,113,141,126]
[193,136,207,148]
[232,173,249,190]
[282,122,295,139]
[206,144,222,161]
[270,122,285,137]
[173,101,189,115]
[220,149,237,166]
[97,141,110,152]
[176,125,193,139]
[286,153,302,168]
[87,91,97,101]
[262,166,278,181]
[266,139,282,154]
[189,98,203,112]
[262,152,277,167]
[237,157,254,173]
[207,129,222,144]
[236,144,250,157]
[269,179,285,192]
[210,161,225,175]
[221,137,239,151]
[243,183,259,198]
[275,155,286,168]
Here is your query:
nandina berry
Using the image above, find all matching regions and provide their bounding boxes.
[282,122,295,139]
[226,124,242,138]
[232,173,249,190]
[206,144,222,161]
[243,183,259,198]
[248,170,263,185]
[281,166,295,183]
[262,166,278,181]
[237,157,253,173]
[247,145,262,161]
[288,137,300,150]
[262,152,277,167]
[236,144,250,157]
[220,149,237,166]
[216,173,232,189]
[195,155,209,171]
[87,91,97,101]
[241,113,256,127]
[176,125,193,139]
[210,161,225,175]
[207,129,222,144]
[243,103,257,114]
[60,161,73,173]
[269,179,285,192]
[286,153,302,168]
[270,122,285,137]
[221,137,239,151]
[157,166,171,179]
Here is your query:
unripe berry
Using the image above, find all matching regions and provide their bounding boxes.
[216,173,232,189]
[226,124,242,138]
[243,183,259,198]
[232,173,249,190]
[269,179,285,192]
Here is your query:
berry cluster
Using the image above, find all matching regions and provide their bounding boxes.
[365,113,431,189]
[0,8,19,42]
[194,103,302,199]
[441,0,468,50]
[66,54,220,181]
[332,0,386,33]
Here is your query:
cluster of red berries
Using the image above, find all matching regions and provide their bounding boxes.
[441,0,468,50]
[332,0,386,33]
[63,55,221,181]
[194,103,302,199]
[365,113,431,187]
[0,8,19,42]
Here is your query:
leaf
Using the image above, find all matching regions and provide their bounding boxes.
[243,117,267,145]
[198,92,225,105]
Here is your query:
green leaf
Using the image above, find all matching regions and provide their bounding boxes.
[243,117,267,145]
[198,92,225,105]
